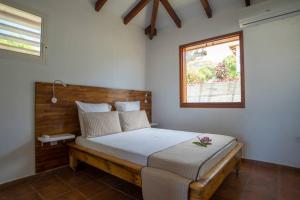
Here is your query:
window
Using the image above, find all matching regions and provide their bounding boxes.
[0,3,42,56]
[179,31,245,108]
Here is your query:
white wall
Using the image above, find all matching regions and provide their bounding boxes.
[146,3,300,167]
[0,0,146,184]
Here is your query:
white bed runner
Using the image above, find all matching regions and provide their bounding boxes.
[142,133,236,200]
[148,133,236,179]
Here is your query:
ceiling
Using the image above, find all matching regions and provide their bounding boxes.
[90,0,263,30]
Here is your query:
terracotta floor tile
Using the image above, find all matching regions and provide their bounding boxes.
[241,190,277,200]
[53,167,75,178]
[89,188,131,200]
[31,174,71,200]
[279,186,300,200]
[0,183,42,200]
[76,180,109,198]
[240,159,256,172]
[97,173,126,187]
[210,195,225,200]
[0,189,41,200]
[244,177,278,200]
[1,160,299,200]
[115,182,143,199]
[0,182,32,197]
[213,186,244,200]
[221,172,249,189]
[55,169,93,187]
[279,166,300,191]
[252,161,280,179]
[0,179,31,193]
[30,173,56,185]
[53,190,86,200]
[13,192,42,200]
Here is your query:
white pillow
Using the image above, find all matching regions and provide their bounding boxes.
[115,101,140,112]
[119,110,150,131]
[82,111,122,138]
[75,101,112,136]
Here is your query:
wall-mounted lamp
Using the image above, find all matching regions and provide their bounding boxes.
[51,80,67,104]
[144,93,148,104]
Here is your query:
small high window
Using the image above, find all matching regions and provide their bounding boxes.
[179,31,245,108]
[0,3,42,56]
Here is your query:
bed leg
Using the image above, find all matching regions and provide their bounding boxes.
[69,154,78,171]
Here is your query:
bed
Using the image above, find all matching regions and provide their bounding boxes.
[68,128,243,200]
[34,82,243,200]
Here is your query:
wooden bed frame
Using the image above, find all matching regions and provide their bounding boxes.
[68,142,243,200]
[35,82,243,199]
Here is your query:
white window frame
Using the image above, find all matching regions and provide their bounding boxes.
[0,0,47,63]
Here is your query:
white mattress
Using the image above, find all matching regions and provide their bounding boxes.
[76,128,200,165]
[75,128,237,177]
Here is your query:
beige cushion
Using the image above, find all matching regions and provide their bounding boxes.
[119,110,150,131]
[75,101,112,136]
[82,111,122,138]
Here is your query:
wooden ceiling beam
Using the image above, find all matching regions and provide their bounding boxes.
[95,0,108,12]
[145,25,157,36]
[123,0,151,25]
[149,0,160,39]
[160,0,182,28]
[245,0,251,7]
[200,0,212,18]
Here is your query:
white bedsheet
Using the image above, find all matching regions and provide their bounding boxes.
[76,128,200,165]
[76,128,237,175]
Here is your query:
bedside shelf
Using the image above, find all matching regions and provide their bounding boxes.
[38,133,75,144]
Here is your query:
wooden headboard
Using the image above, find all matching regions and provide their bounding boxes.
[35,82,152,172]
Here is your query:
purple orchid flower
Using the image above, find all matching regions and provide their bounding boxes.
[194,136,212,147]
[199,136,212,144]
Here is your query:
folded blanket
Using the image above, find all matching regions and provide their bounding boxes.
[142,133,236,200]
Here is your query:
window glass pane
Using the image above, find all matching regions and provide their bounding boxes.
[184,35,241,103]
[0,3,42,56]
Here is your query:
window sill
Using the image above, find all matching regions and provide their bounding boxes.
[180,102,245,108]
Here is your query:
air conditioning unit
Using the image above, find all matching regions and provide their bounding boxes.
[239,0,300,28]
